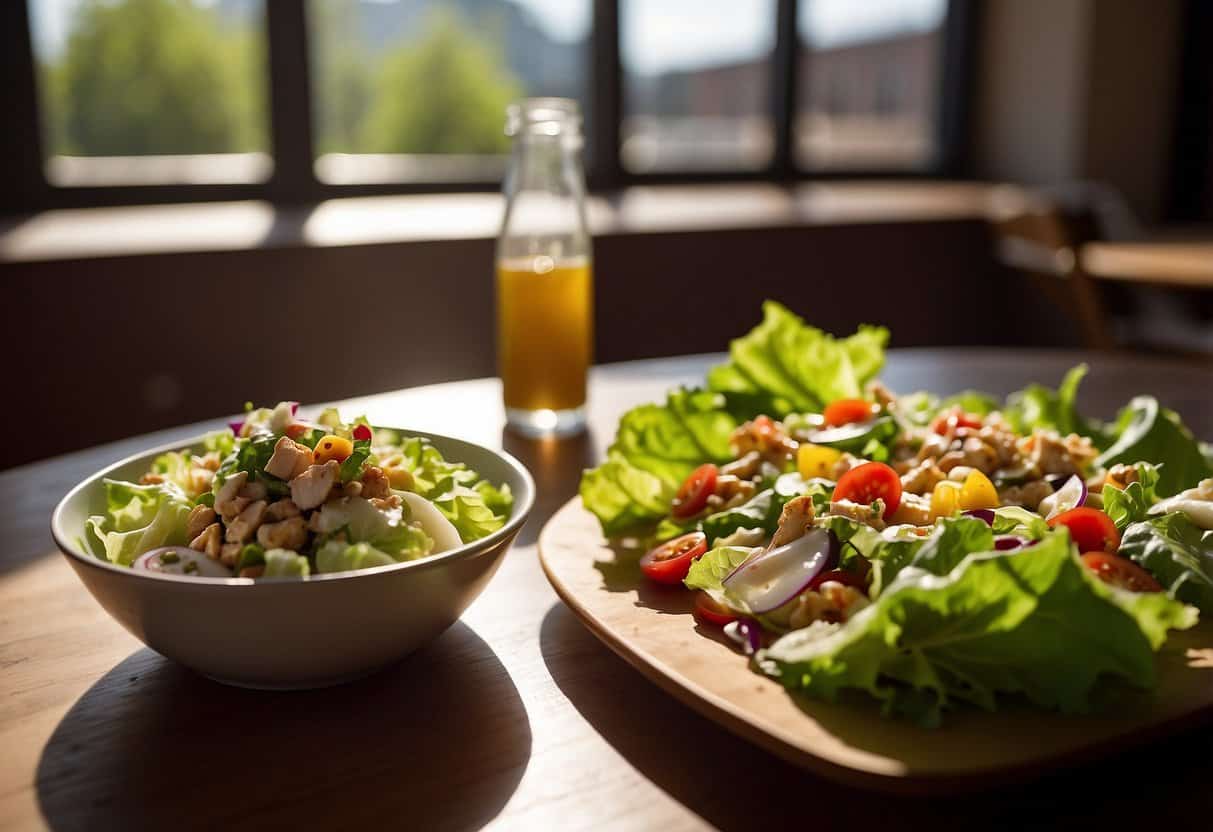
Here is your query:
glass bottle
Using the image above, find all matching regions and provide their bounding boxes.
[496,98,593,438]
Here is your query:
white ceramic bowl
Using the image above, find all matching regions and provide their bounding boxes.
[51,428,534,689]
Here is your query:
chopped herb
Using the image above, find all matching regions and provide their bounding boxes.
[339,439,373,482]
[183,561,198,574]
[159,551,180,565]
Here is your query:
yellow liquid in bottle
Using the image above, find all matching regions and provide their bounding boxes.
[496,256,593,412]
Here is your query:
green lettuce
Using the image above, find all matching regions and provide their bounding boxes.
[263,548,311,578]
[1096,397,1211,497]
[708,301,889,414]
[684,546,757,593]
[393,437,480,498]
[1004,364,1108,445]
[84,479,194,566]
[433,488,507,542]
[1102,462,1162,530]
[1120,512,1213,613]
[316,497,433,559]
[758,530,1197,726]
[315,540,397,574]
[579,459,672,537]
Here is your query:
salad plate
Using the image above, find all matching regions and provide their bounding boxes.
[540,301,1213,791]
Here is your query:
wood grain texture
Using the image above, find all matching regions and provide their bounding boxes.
[1082,241,1213,287]
[538,498,1213,793]
[4,350,1213,831]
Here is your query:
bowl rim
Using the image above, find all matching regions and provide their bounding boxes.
[50,425,536,589]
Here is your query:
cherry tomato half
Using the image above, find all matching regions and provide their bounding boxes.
[931,408,984,435]
[832,462,902,519]
[1048,507,1121,553]
[671,464,718,519]
[809,569,868,591]
[640,532,708,585]
[352,423,373,441]
[693,591,738,626]
[1080,552,1162,593]
[823,398,876,427]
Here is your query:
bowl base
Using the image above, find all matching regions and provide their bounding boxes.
[201,663,395,691]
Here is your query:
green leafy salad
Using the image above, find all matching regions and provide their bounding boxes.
[84,401,513,579]
[580,301,1213,726]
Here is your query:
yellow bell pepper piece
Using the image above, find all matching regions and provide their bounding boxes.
[930,480,962,520]
[313,434,354,464]
[797,443,842,479]
[959,469,1000,511]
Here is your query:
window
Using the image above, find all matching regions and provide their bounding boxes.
[797,0,947,171]
[26,0,270,186]
[6,1,970,211]
[620,0,777,173]
[307,0,591,184]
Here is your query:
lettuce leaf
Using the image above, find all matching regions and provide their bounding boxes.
[432,488,507,542]
[84,479,193,566]
[315,497,433,558]
[579,458,672,537]
[1102,462,1162,530]
[393,436,480,498]
[1096,397,1212,497]
[1120,512,1213,613]
[315,540,397,574]
[708,301,889,413]
[263,548,311,578]
[1004,364,1109,445]
[758,530,1197,726]
[684,546,757,593]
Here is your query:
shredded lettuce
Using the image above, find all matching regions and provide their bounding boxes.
[1102,462,1162,530]
[432,487,507,542]
[1004,364,1109,446]
[315,497,433,559]
[684,546,757,593]
[315,540,397,574]
[84,480,193,565]
[263,548,311,578]
[759,530,1197,726]
[1120,512,1213,613]
[1096,397,1212,497]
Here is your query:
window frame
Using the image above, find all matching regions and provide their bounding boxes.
[1,0,978,215]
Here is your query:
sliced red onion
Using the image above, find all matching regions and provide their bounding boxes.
[1039,474,1087,520]
[228,419,245,436]
[1045,473,1071,491]
[722,527,834,614]
[962,508,996,526]
[994,534,1030,551]
[807,420,877,445]
[723,619,763,655]
[134,546,234,578]
[289,401,299,416]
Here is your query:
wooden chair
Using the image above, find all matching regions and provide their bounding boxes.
[988,186,1115,349]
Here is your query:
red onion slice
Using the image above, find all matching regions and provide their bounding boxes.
[134,546,234,578]
[806,420,877,445]
[993,534,1030,551]
[723,619,763,655]
[228,420,245,436]
[962,508,996,525]
[1039,474,1088,520]
[722,527,834,614]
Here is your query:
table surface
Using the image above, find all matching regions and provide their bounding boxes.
[4,349,1213,832]
[1082,240,1213,287]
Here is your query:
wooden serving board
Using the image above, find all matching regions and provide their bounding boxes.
[538,498,1213,793]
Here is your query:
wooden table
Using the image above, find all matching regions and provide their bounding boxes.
[1082,241,1213,288]
[3,350,1213,831]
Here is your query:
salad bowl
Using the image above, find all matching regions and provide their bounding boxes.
[51,427,534,689]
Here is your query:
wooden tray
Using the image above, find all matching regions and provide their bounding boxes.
[538,498,1213,793]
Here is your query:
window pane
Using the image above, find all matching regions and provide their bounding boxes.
[27,0,270,185]
[797,0,946,171]
[620,0,776,173]
[307,0,590,183]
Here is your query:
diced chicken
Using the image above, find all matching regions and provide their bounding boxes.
[264,436,315,481]
[219,543,242,567]
[139,473,165,485]
[290,461,339,511]
[868,380,898,409]
[900,459,945,495]
[239,481,268,501]
[264,499,301,522]
[189,522,222,559]
[720,451,763,480]
[829,498,886,531]
[829,453,867,482]
[214,471,249,519]
[195,452,222,472]
[1103,463,1140,492]
[999,479,1054,511]
[938,437,1000,474]
[186,467,215,496]
[225,499,267,544]
[1019,430,1098,477]
[343,480,364,497]
[888,491,932,526]
[371,495,403,511]
[788,582,870,629]
[770,495,816,548]
[730,417,798,466]
[186,504,217,540]
[704,474,757,512]
[360,466,392,500]
[257,515,308,550]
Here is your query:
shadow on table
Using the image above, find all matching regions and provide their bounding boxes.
[36,622,531,832]
[538,601,1213,830]
[501,427,597,547]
